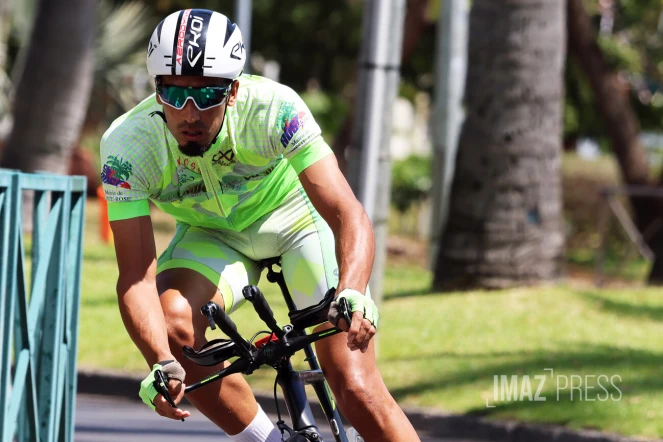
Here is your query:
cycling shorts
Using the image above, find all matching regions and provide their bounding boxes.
[156,188,369,313]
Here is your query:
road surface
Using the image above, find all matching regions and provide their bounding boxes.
[74,394,484,442]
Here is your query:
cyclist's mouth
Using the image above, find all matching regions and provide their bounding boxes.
[182,130,204,141]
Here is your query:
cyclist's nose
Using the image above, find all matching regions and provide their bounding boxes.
[180,99,200,123]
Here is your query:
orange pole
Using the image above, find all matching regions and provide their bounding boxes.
[96,185,112,243]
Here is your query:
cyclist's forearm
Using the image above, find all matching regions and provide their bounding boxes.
[333,201,375,294]
[117,278,173,367]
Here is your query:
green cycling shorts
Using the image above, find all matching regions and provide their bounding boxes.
[156,188,369,313]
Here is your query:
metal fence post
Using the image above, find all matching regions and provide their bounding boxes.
[0,170,86,442]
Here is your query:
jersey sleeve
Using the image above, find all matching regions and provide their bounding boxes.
[269,86,333,174]
[99,125,159,221]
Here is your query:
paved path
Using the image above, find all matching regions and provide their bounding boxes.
[74,394,484,442]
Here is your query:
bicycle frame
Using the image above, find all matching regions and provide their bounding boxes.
[175,259,352,442]
[264,261,350,442]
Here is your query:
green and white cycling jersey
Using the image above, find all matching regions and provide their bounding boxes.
[100,74,332,232]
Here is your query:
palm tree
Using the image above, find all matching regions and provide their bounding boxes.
[91,1,155,123]
[0,0,96,174]
[432,0,566,290]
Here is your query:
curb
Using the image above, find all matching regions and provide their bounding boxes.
[76,369,655,442]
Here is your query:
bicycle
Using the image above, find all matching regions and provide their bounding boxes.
[153,257,364,442]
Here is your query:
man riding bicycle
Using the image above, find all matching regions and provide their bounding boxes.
[100,9,420,442]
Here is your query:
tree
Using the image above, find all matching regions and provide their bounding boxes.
[566,0,663,284]
[0,0,96,174]
[432,0,566,290]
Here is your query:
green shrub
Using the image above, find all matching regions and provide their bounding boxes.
[391,154,432,213]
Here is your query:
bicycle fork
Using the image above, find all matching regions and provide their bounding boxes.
[267,263,350,442]
[276,346,349,442]
[301,343,349,442]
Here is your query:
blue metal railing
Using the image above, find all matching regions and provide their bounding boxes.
[0,170,86,442]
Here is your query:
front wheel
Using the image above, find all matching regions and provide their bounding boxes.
[346,427,364,442]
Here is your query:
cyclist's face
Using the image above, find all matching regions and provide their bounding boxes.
[157,75,239,156]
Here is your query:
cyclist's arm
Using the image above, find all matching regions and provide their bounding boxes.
[298,154,375,300]
[110,215,175,367]
[100,124,173,366]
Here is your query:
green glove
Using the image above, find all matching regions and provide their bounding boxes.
[139,360,186,410]
[332,289,379,329]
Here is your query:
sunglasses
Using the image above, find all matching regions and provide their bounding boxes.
[157,83,232,111]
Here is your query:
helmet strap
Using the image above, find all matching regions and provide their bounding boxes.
[210,97,231,145]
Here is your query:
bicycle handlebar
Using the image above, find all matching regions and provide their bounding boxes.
[201,302,253,356]
[184,356,250,394]
[181,319,343,395]
[242,285,284,338]
[177,284,353,398]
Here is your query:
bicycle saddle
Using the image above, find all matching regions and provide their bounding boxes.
[182,338,238,366]
[288,287,336,330]
[260,256,282,269]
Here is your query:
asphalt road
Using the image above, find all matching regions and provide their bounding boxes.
[74,394,484,442]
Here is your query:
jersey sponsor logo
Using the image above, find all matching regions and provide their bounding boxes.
[176,157,201,174]
[177,170,199,184]
[280,111,309,148]
[176,9,191,66]
[107,196,133,202]
[101,155,133,189]
[182,182,206,197]
[221,178,244,192]
[275,101,297,130]
[211,149,236,167]
[243,165,276,181]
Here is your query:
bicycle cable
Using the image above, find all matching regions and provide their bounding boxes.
[273,373,285,438]
[248,330,272,345]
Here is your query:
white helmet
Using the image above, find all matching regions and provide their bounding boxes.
[146,9,245,79]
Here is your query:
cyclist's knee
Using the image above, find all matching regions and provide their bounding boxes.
[157,268,225,349]
[328,369,377,408]
[160,290,198,347]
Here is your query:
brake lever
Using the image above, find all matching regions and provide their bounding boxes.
[153,369,185,422]
[338,296,352,329]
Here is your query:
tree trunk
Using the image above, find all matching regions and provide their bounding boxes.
[566,0,652,217]
[0,0,96,174]
[566,0,663,284]
[432,0,566,291]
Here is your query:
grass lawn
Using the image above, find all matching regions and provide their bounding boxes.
[76,199,663,439]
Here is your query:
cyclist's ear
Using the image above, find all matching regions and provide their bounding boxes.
[227,81,240,107]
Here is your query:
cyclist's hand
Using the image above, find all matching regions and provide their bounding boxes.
[328,289,378,353]
[153,377,188,420]
[139,360,190,420]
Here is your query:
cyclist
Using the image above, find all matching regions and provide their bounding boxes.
[101,9,420,442]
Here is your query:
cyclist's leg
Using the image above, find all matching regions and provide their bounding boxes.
[276,189,420,442]
[313,328,420,441]
[155,223,264,436]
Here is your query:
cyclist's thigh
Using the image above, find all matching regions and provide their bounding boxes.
[156,223,261,313]
[275,188,349,309]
